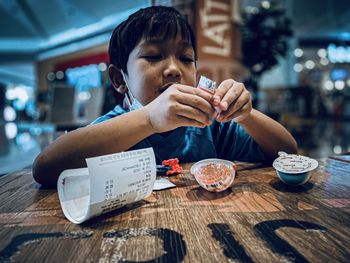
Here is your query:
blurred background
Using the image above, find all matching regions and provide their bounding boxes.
[0,0,349,175]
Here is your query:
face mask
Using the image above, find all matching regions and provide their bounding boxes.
[121,70,143,111]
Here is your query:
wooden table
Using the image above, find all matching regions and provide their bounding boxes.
[1,156,349,262]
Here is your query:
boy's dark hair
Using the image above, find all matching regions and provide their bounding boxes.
[109,5,197,73]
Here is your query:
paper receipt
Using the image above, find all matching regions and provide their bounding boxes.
[57,148,156,224]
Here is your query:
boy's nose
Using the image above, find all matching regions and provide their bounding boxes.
[163,57,181,80]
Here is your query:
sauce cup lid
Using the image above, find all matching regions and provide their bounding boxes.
[273,151,318,174]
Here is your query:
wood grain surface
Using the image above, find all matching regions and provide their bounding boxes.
[0,157,349,262]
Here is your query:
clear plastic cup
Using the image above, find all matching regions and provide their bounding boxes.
[190,159,236,192]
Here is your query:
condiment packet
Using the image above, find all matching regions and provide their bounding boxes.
[197,75,222,116]
[197,76,216,94]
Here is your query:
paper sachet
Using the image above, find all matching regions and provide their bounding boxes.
[197,76,216,94]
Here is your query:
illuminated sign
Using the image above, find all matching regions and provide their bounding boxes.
[330,68,348,81]
[327,44,350,63]
[66,64,101,91]
[199,0,232,57]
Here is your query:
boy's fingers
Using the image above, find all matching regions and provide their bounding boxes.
[222,102,252,123]
[212,83,229,108]
[176,115,208,128]
[219,82,245,111]
[164,84,215,117]
[176,91,216,118]
[214,79,235,101]
[175,104,212,126]
[232,104,252,123]
[212,95,221,106]
[223,90,251,117]
[219,101,228,112]
[216,91,250,122]
[177,84,212,102]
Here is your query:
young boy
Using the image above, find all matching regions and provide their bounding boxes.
[33,6,297,187]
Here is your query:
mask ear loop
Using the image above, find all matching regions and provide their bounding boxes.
[121,69,138,107]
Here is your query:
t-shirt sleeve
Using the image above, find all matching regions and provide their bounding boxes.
[90,105,126,125]
[210,120,268,162]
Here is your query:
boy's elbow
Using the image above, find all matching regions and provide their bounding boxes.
[275,139,298,159]
[288,138,298,155]
[265,139,298,162]
[32,153,57,188]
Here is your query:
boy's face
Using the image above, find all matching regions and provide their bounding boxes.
[124,35,197,105]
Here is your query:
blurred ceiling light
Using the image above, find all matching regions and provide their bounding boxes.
[293,63,303,72]
[5,122,18,139]
[98,62,107,72]
[333,145,342,154]
[317,49,327,58]
[334,80,345,90]
[320,58,329,66]
[6,85,30,103]
[324,80,334,91]
[328,44,350,63]
[5,89,16,101]
[305,60,315,69]
[294,48,303,57]
[56,71,64,80]
[262,1,271,9]
[252,63,263,72]
[4,106,16,121]
[340,32,350,40]
[16,133,33,150]
[29,127,43,136]
[78,91,91,101]
[347,79,350,87]
[47,72,56,81]
[13,100,25,111]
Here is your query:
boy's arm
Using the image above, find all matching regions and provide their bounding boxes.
[33,84,215,187]
[212,79,297,160]
[238,109,297,160]
[32,109,154,187]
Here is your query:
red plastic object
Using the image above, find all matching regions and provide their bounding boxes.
[162,158,183,175]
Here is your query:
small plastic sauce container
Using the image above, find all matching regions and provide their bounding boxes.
[191,159,236,192]
[273,152,318,185]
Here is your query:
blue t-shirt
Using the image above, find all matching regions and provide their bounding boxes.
[92,105,268,164]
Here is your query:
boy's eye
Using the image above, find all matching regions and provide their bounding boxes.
[181,56,194,64]
[141,55,162,62]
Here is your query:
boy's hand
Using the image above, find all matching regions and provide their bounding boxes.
[144,84,216,132]
[212,79,252,123]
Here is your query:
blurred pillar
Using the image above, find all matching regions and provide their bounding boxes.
[170,0,246,83]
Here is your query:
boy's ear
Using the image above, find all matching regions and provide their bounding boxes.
[108,64,127,94]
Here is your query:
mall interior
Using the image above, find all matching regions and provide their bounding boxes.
[1,0,350,175]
